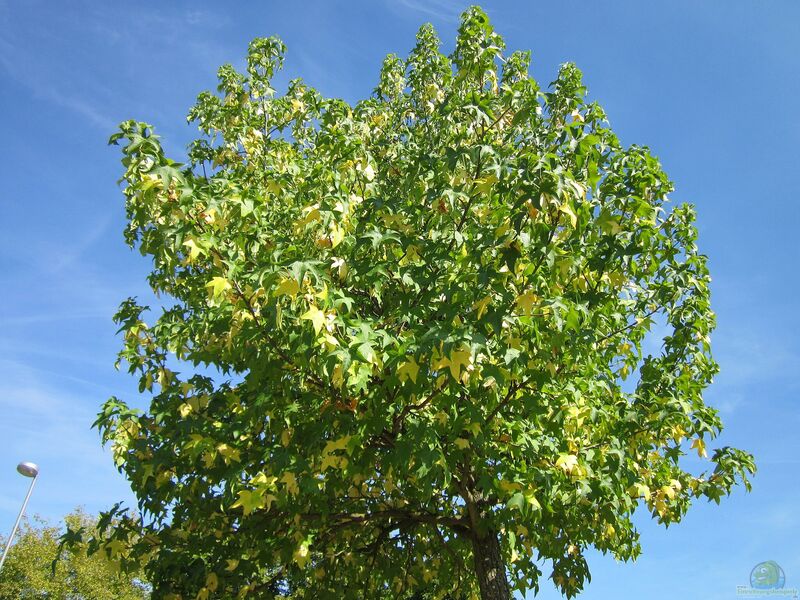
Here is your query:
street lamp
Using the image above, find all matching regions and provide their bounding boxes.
[0,462,40,573]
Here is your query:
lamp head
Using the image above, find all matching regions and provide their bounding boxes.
[16,462,39,478]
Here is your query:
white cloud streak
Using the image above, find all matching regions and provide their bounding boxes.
[0,366,135,529]
[393,0,465,23]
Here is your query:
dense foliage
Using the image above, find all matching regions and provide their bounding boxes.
[93,7,754,599]
[0,509,148,599]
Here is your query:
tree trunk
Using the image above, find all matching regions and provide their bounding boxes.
[471,529,511,600]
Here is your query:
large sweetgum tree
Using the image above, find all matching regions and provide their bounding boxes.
[90,7,754,599]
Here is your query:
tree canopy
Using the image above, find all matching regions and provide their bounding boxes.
[0,509,148,599]
[93,6,754,599]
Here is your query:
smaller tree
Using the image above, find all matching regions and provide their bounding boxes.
[0,509,149,600]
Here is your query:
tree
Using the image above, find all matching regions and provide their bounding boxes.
[0,509,149,599]
[93,6,755,599]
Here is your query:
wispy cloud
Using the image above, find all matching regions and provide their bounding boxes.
[0,34,116,131]
[0,311,109,327]
[715,334,800,387]
[0,358,113,390]
[0,367,135,527]
[48,213,114,273]
[0,3,233,133]
[393,0,465,23]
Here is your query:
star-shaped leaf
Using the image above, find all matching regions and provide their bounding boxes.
[301,304,326,334]
[231,488,274,516]
[274,277,300,298]
[556,453,578,474]
[516,290,538,315]
[448,347,471,380]
[183,238,203,262]
[206,277,231,300]
[397,357,420,383]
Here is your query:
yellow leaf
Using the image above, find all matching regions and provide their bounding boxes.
[498,480,521,494]
[230,488,275,516]
[654,497,668,517]
[281,429,292,446]
[251,473,278,487]
[281,472,299,496]
[206,277,232,300]
[690,437,708,458]
[188,395,204,412]
[237,585,252,599]
[323,436,352,455]
[516,290,538,315]
[206,573,219,592]
[559,203,578,228]
[330,223,345,248]
[179,403,193,418]
[431,352,450,373]
[400,244,421,266]
[216,443,240,464]
[556,453,579,474]
[226,559,239,572]
[448,347,471,381]
[300,305,326,334]
[196,588,209,600]
[472,295,492,319]
[397,357,420,383]
[523,488,541,510]
[454,438,470,450]
[295,205,321,230]
[267,180,281,195]
[290,98,305,113]
[320,454,348,471]
[140,464,155,484]
[607,270,626,288]
[661,485,676,501]
[314,283,329,302]
[475,173,498,194]
[331,364,344,388]
[202,208,219,226]
[293,541,311,568]
[274,277,300,298]
[183,239,202,262]
[628,482,651,501]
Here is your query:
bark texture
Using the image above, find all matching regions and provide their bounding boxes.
[471,529,511,600]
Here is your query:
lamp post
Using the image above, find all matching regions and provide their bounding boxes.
[0,462,39,573]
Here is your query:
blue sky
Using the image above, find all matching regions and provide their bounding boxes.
[1,1,798,597]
